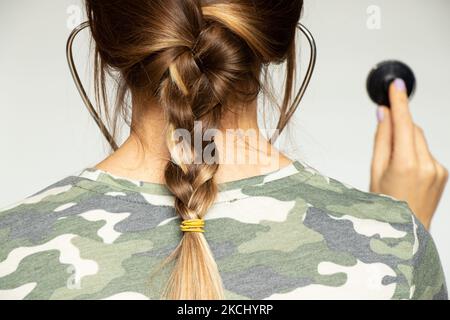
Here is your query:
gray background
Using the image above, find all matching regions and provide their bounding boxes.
[1,0,449,289]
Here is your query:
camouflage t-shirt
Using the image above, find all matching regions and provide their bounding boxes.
[0,161,447,300]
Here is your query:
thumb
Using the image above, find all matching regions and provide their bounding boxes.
[371,106,392,179]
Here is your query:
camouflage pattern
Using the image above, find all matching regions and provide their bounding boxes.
[0,161,447,300]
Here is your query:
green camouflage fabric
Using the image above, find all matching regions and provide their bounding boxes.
[0,161,447,300]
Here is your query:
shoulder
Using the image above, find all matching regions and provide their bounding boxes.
[0,166,129,250]
[0,172,86,217]
[409,213,448,299]
[0,171,91,298]
[0,168,173,247]
[0,168,177,299]
[0,171,92,244]
[0,169,92,213]
[281,161,418,225]
[278,162,447,299]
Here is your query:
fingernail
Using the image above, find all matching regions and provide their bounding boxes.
[377,107,384,122]
[394,78,406,92]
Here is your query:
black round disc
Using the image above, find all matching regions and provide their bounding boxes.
[366,60,416,107]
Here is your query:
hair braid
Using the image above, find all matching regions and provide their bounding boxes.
[157,1,225,300]
[85,0,304,300]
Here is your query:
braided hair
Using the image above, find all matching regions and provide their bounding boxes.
[86,0,303,299]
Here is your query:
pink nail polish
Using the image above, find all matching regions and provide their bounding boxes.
[394,78,406,92]
[377,107,384,122]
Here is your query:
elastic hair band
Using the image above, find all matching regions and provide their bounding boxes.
[180,218,205,233]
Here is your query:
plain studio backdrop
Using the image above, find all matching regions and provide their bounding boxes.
[1,0,449,290]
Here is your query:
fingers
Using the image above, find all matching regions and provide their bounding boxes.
[441,164,449,184]
[414,125,437,183]
[439,163,449,194]
[389,79,417,165]
[434,158,449,194]
[414,125,433,163]
[414,125,449,198]
[436,160,449,180]
[372,106,392,177]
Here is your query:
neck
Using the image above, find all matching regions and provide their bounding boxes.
[94,98,292,184]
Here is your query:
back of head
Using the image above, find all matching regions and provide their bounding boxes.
[85,0,303,299]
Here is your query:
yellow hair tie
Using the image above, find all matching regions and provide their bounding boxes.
[180,218,205,233]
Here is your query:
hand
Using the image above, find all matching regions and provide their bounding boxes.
[370,78,448,230]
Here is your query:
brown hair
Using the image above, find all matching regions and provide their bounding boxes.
[85,0,303,299]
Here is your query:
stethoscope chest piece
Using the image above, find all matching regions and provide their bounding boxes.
[366,60,416,107]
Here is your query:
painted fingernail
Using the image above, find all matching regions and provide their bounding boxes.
[394,78,406,92]
[377,107,384,122]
